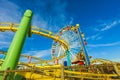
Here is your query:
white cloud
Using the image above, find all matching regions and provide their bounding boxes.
[31,0,74,33]
[69,17,74,25]
[0,32,14,49]
[0,0,21,49]
[24,49,52,60]
[87,34,99,40]
[95,20,120,32]
[32,14,48,29]
[0,32,14,39]
[88,20,120,41]
[0,41,10,48]
[100,20,120,31]
[0,33,4,39]
[86,34,102,40]
[96,36,102,40]
[0,0,22,22]
[87,41,120,47]
[31,0,69,33]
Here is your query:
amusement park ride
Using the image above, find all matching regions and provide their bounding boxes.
[0,10,120,80]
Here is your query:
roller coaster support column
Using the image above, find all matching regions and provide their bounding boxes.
[66,50,71,66]
[0,10,33,79]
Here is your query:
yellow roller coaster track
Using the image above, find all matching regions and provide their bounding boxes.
[0,22,69,63]
[1,23,120,80]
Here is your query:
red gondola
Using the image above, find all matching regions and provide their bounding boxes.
[59,31,62,35]
[52,49,55,53]
[75,30,78,34]
[84,41,87,45]
[66,26,70,30]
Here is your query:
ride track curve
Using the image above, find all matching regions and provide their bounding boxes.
[0,22,90,66]
[1,23,120,80]
[0,22,69,64]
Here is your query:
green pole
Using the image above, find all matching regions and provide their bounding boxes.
[0,10,32,79]
[66,50,71,66]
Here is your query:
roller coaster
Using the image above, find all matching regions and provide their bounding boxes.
[0,10,120,80]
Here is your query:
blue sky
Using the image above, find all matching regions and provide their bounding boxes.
[0,0,120,62]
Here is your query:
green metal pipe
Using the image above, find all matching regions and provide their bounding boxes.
[66,50,71,66]
[0,10,32,79]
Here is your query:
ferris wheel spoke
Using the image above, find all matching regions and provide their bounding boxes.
[70,48,80,53]
[69,49,78,56]
[69,51,76,60]
[57,45,62,57]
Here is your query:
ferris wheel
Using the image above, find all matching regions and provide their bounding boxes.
[51,24,89,65]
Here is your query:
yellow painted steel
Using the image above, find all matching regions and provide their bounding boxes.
[14,65,62,80]
[71,26,75,31]
[1,22,120,80]
[0,23,69,49]
[76,24,80,28]
[14,66,119,80]
[16,72,61,80]
[64,70,119,80]
[0,27,68,49]
[0,50,64,64]
[27,64,61,69]
[0,23,69,64]
[91,58,119,64]
[64,70,117,76]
